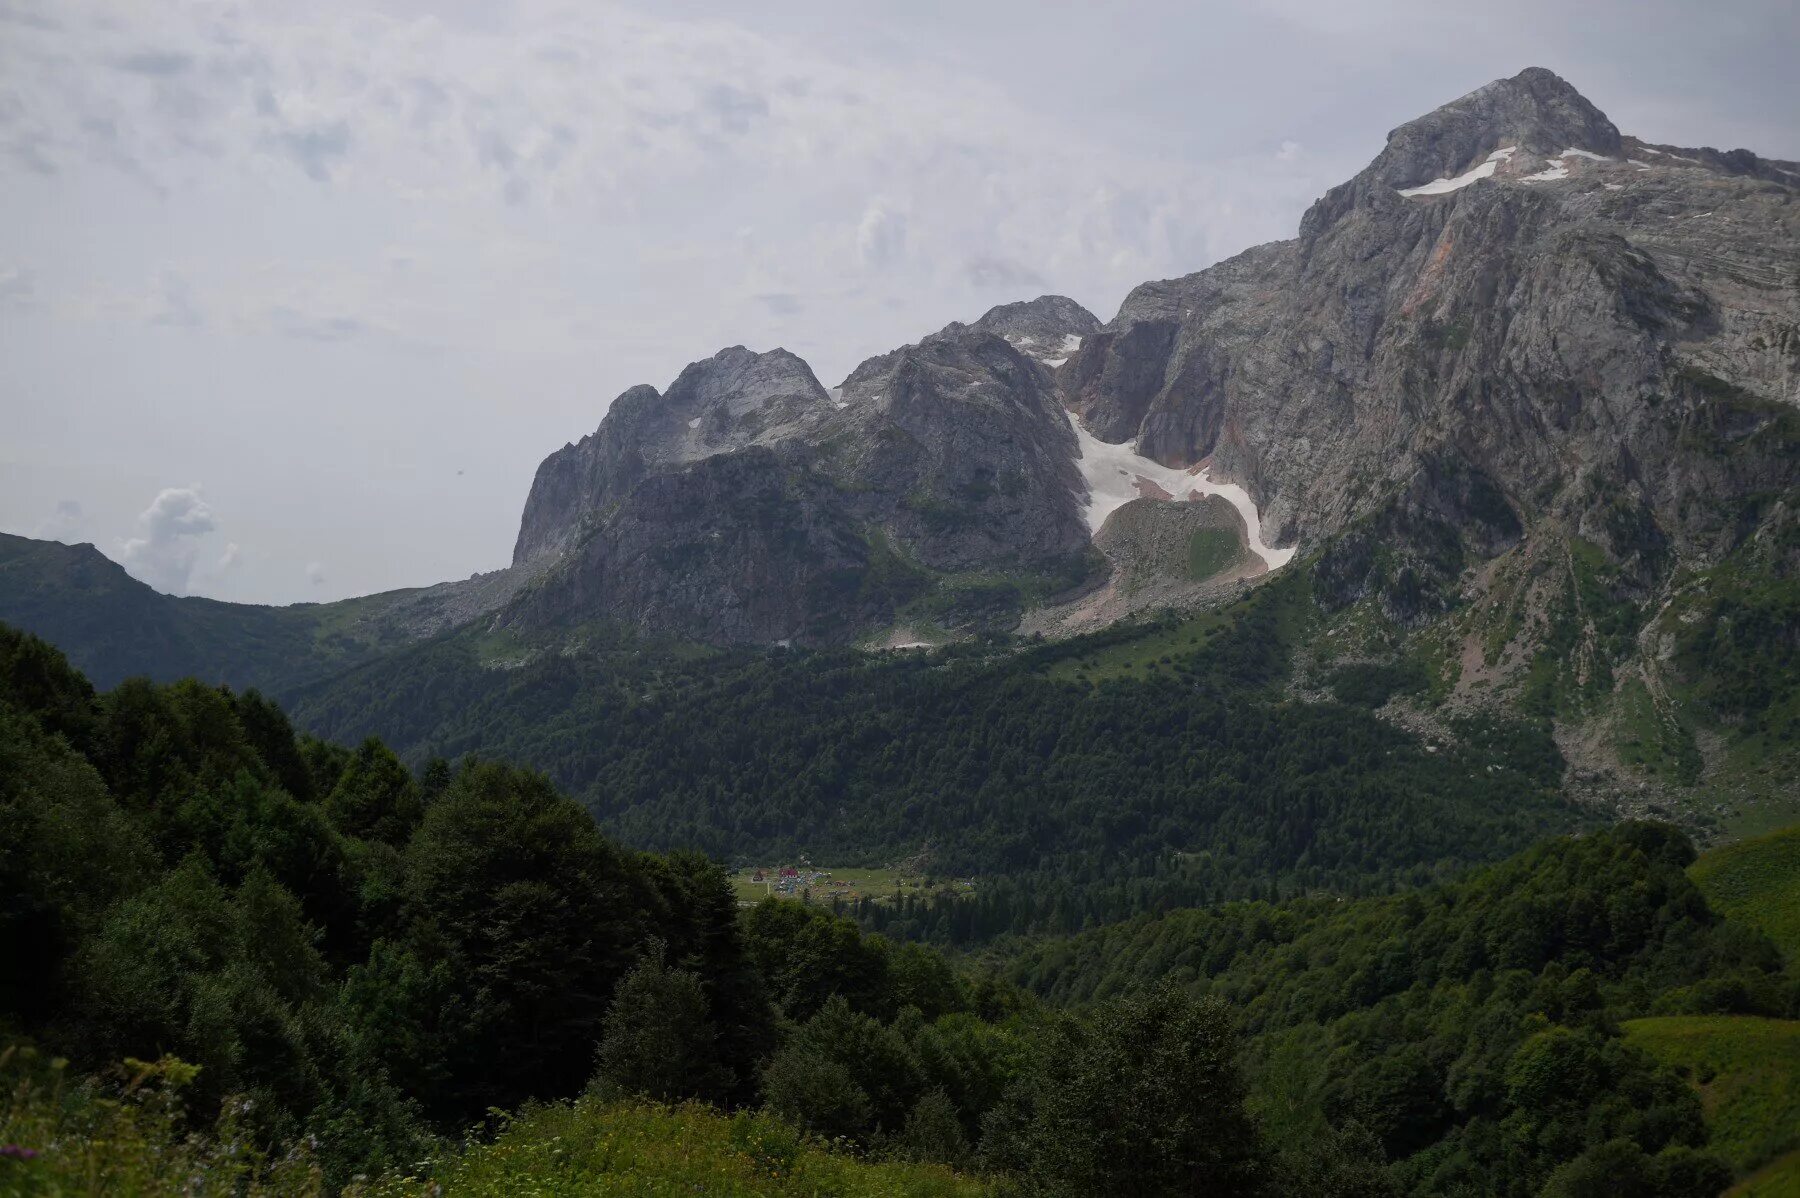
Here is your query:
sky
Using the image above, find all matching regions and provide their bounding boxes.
[3,0,1796,605]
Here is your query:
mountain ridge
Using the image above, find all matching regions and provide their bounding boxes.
[3,66,1796,830]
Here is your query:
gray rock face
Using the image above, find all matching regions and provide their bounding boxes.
[513,347,833,564]
[505,296,1099,644]
[1066,66,1799,619]
[505,68,1797,647]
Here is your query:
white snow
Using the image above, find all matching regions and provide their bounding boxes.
[687,417,702,429]
[1639,147,1664,156]
[1397,146,1516,197]
[1005,334,1037,348]
[1521,162,1569,182]
[1042,357,1069,368]
[1604,183,1623,191]
[1559,147,1609,162]
[1629,159,1654,171]
[1058,333,1083,354]
[828,385,848,410]
[1065,413,1296,572]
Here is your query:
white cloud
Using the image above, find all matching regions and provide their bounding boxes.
[855,201,907,271]
[115,485,217,594]
[31,498,85,542]
[305,560,326,586]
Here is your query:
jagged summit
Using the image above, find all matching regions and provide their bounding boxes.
[513,345,833,565]
[1368,67,1622,192]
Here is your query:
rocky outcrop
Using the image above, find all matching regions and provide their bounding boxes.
[513,347,834,564]
[501,68,1796,647]
[503,296,1100,645]
[1065,66,1799,618]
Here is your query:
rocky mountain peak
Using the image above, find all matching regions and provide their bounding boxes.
[912,294,1100,370]
[663,345,828,420]
[1366,66,1622,192]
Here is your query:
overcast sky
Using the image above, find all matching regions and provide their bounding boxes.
[3,0,1796,604]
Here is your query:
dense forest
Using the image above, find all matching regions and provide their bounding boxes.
[5,621,1796,1194]
[289,577,1580,941]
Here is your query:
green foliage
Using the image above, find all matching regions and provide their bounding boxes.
[322,738,422,846]
[1691,826,1800,960]
[981,983,1266,1196]
[294,573,1577,943]
[1328,660,1429,708]
[593,948,735,1104]
[1009,824,1795,1195]
[0,1045,328,1196]
[1623,1016,1800,1177]
[2,619,1792,1194]
[350,1097,991,1196]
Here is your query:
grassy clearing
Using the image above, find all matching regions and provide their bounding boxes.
[1186,527,1245,581]
[1728,1150,1800,1198]
[353,1097,989,1197]
[1622,1016,1800,1177]
[1040,573,1306,685]
[1691,825,1800,960]
[729,866,971,907]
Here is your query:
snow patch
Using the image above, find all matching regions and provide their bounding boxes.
[1629,160,1654,171]
[1604,183,1623,191]
[1397,146,1516,197]
[1042,357,1068,368]
[828,385,847,410]
[1058,333,1083,354]
[1559,147,1609,162]
[687,417,702,429]
[1521,162,1569,183]
[1064,413,1295,571]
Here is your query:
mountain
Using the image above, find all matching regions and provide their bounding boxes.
[2,67,1796,829]
[0,530,539,692]
[505,296,1103,644]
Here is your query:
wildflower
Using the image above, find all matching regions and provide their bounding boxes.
[0,1145,41,1160]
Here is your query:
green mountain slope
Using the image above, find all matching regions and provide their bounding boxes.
[286,573,1581,940]
[1691,826,1800,960]
[0,533,405,692]
[1007,823,1799,1194]
[1623,1016,1800,1183]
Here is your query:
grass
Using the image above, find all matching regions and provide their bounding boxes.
[1728,1150,1800,1198]
[352,1097,989,1197]
[729,866,973,908]
[1690,825,1800,960]
[0,1046,325,1196]
[1039,572,1308,685]
[1186,528,1245,582]
[1622,1016,1800,1178]
[1614,675,1703,784]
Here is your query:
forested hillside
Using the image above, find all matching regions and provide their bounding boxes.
[1009,823,1800,1195]
[5,621,1796,1195]
[289,576,1580,941]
